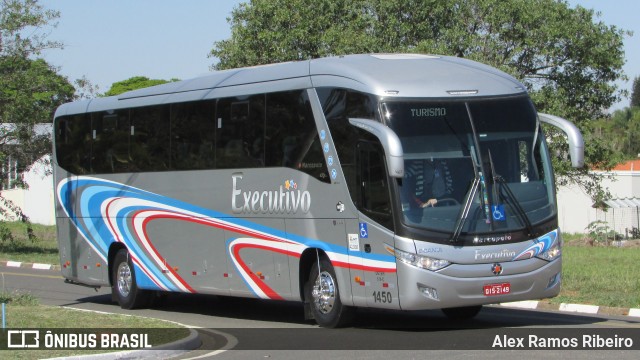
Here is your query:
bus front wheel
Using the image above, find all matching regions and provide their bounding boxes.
[305,256,353,328]
[112,249,150,309]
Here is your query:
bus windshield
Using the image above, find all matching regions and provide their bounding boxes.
[384,95,555,237]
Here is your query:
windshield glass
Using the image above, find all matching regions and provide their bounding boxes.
[384,96,555,236]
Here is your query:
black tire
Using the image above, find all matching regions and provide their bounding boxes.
[305,256,353,328]
[112,249,150,309]
[441,305,482,320]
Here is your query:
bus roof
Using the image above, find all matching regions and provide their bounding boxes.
[55,54,527,117]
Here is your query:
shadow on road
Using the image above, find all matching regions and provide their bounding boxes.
[71,291,623,331]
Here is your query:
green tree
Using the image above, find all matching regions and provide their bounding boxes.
[103,76,179,97]
[74,75,101,100]
[210,0,629,202]
[601,106,640,158]
[632,76,640,108]
[210,0,378,69]
[0,0,62,57]
[0,0,74,241]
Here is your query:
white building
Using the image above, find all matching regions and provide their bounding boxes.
[0,124,55,226]
[557,160,640,237]
[0,154,55,225]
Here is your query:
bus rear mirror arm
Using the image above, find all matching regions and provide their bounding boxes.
[348,118,405,178]
[538,113,585,168]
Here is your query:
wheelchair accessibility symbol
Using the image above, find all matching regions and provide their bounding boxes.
[359,223,369,238]
[492,205,506,222]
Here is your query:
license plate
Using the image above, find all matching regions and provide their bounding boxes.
[483,283,511,296]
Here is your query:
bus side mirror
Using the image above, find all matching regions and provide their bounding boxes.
[349,118,405,178]
[538,113,585,168]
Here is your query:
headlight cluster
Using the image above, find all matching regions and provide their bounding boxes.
[394,248,450,271]
[537,239,561,261]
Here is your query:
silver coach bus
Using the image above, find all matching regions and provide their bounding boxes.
[53,54,584,327]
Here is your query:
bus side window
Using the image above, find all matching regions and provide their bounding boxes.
[130,105,170,172]
[265,90,329,183]
[55,114,91,174]
[320,87,380,202]
[216,95,265,169]
[170,100,216,170]
[91,110,130,173]
[357,141,393,230]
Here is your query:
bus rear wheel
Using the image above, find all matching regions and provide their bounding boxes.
[305,256,353,328]
[112,249,150,309]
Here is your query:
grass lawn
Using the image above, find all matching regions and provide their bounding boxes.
[0,222,59,265]
[1,293,190,359]
[550,245,640,308]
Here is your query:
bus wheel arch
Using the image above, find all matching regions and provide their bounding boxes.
[108,243,127,288]
[298,248,320,302]
[110,247,150,309]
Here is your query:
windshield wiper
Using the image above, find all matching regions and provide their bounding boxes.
[451,177,480,242]
[449,103,489,243]
[486,150,534,237]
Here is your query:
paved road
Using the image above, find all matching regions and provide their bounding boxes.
[2,266,639,359]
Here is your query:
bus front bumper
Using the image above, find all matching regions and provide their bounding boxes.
[396,257,561,310]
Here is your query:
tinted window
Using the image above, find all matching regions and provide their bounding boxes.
[319,88,380,198]
[130,105,170,171]
[55,91,328,178]
[266,91,329,183]
[55,114,91,174]
[91,109,130,173]
[216,95,265,169]
[171,100,216,170]
[358,141,393,229]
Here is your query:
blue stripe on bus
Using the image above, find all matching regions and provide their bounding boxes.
[59,176,396,294]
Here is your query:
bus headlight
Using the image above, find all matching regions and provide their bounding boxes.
[537,240,561,261]
[395,248,450,271]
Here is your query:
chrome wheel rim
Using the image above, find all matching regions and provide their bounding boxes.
[117,262,132,298]
[312,271,336,314]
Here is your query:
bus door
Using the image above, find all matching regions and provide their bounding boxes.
[356,142,400,310]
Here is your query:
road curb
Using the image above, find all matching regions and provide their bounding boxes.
[2,260,61,271]
[500,300,640,319]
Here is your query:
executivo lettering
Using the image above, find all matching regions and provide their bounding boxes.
[232,174,311,214]
[474,249,517,261]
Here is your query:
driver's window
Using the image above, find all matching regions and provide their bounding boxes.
[357,141,393,230]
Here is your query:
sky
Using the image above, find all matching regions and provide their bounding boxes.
[40,0,639,111]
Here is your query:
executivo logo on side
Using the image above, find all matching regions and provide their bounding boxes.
[231,174,311,214]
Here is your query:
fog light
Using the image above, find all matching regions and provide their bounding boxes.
[418,284,439,300]
[547,273,560,289]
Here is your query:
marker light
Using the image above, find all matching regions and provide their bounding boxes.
[447,90,478,95]
[395,248,450,271]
